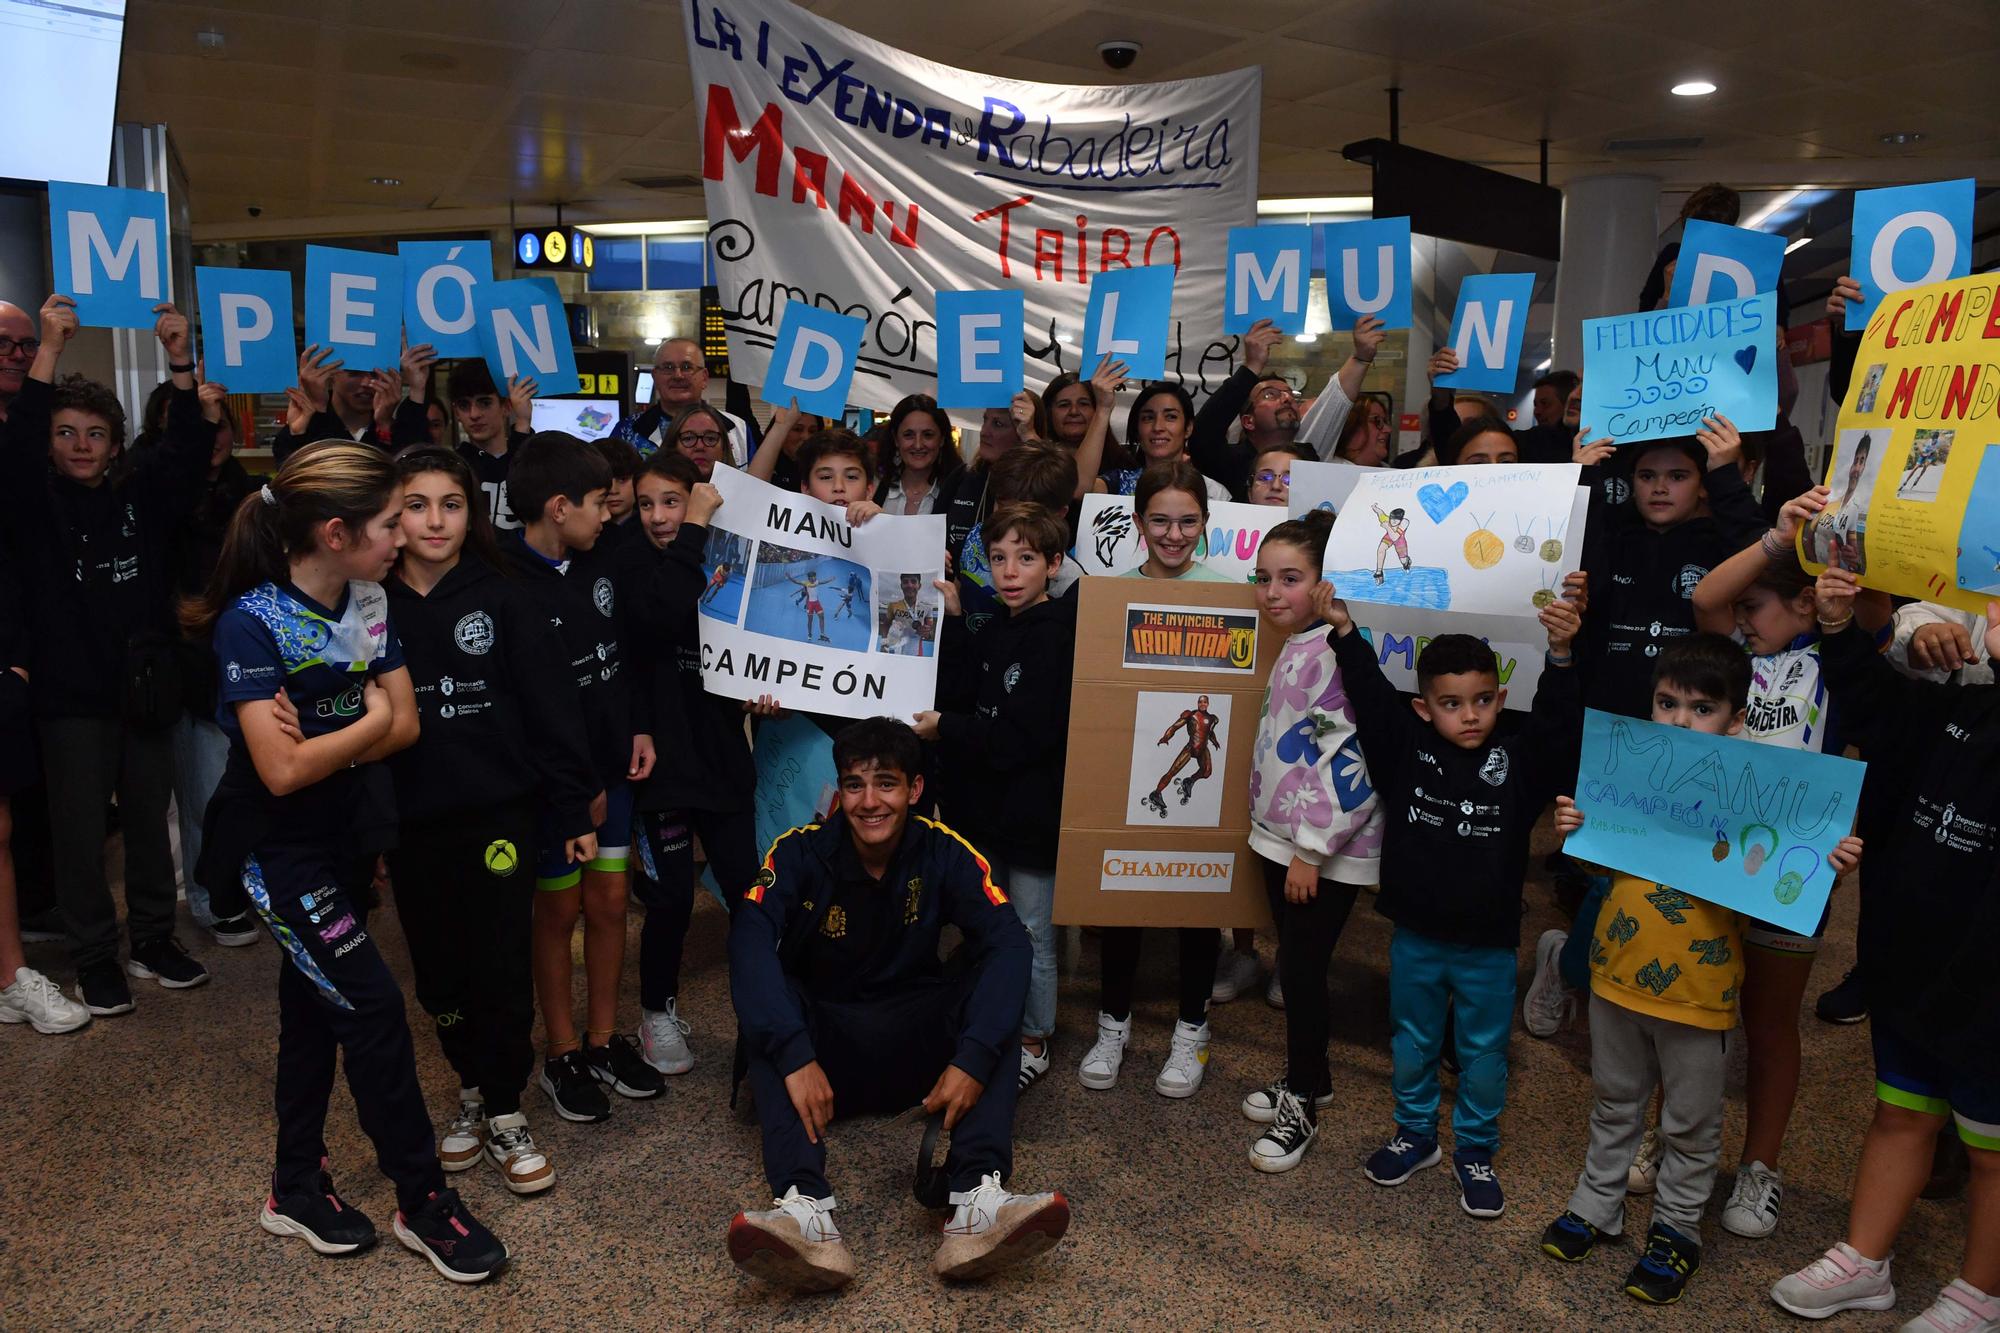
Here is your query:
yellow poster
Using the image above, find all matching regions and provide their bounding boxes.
[1798,272,2000,614]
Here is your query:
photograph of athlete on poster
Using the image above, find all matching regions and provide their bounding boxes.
[1125,691,1231,828]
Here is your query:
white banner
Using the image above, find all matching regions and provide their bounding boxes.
[686,0,1261,412]
[697,465,947,719]
[1074,494,1276,582]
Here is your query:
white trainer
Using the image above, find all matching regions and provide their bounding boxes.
[1628,1126,1661,1195]
[0,966,92,1034]
[933,1172,1071,1281]
[1210,948,1261,1003]
[1722,1159,1784,1238]
[1155,1019,1211,1099]
[1266,971,1285,1009]
[1901,1278,2000,1332]
[1078,1012,1130,1091]
[728,1188,855,1292]
[639,1000,695,1075]
[1522,928,1573,1038]
[1772,1243,1896,1319]
[484,1112,554,1195]
[440,1091,484,1172]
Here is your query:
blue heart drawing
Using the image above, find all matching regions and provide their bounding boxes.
[1417,480,1469,523]
[1734,344,1757,374]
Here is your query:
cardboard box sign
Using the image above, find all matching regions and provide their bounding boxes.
[1055,578,1276,930]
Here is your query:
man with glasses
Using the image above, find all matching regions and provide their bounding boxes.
[613,338,751,468]
[0,301,39,422]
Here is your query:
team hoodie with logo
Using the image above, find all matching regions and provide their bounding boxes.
[383,553,597,841]
[499,529,635,793]
[1332,626,1580,948]
[1248,624,1383,883]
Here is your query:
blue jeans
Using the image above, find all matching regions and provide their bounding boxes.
[990,858,1056,1041]
[1559,874,1612,992]
[1389,927,1516,1154]
[170,715,230,926]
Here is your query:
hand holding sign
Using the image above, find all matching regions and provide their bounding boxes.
[195,267,296,394]
[1580,292,1778,444]
[35,294,78,373]
[766,300,866,418]
[1434,273,1535,393]
[305,246,403,373]
[1321,216,1412,330]
[1083,264,1174,381]
[48,181,170,329]
[473,276,581,398]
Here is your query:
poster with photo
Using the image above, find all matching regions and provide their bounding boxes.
[1802,427,1885,574]
[698,465,947,718]
[1125,691,1231,828]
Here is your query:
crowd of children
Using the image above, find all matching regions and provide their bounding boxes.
[1,271,1993,1328]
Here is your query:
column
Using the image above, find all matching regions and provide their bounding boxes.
[1550,174,1660,375]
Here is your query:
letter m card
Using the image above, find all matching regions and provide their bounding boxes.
[49,181,170,329]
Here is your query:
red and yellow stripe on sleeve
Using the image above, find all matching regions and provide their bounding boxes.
[748,825,817,903]
[920,817,1007,907]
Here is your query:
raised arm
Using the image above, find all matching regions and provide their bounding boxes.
[1692,486,1827,634]
[1070,355,1127,500]
[746,399,799,484]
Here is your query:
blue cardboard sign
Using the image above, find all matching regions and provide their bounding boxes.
[1224,225,1310,333]
[1565,709,1865,937]
[1322,216,1412,330]
[397,239,494,358]
[1847,178,1975,325]
[304,246,404,373]
[766,300,866,418]
[1082,264,1175,380]
[1668,219,1785,308]
[934,289,1024,408]
[1580,291,1778,443]
[48,181,171,329]
[1433,272,1535,392]
[194,267,296,395]
[473,276,581,398]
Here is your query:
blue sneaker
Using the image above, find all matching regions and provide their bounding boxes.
[1453,1148,1505,1218]
[1363,1128,1441,1186]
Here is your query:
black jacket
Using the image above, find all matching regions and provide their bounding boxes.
[936,593,1076,870]
[620,522,754,813]
[1190,364,1263,501]
[728,813,1030,1084]
[1577,463,1765,719]
[271,408,387,466]
[498,529,634,790]
[172,456,259,717]
[1821,624,2000,1067]
[383,554,598,840]
[0,377,209,718]
[1334,626,1581,948]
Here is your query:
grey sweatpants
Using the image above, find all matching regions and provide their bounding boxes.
[1566,992,1731,1243]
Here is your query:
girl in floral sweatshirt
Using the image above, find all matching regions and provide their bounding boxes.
[1241,509,1383,1174]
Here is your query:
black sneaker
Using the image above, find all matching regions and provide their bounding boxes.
[392,1188,508,1284]
[75,962,135,1016]
[584,1034,665,1099]
[1623,1221,1700,1304]
[539,1050,612,1123]
[1815,967,1868,1024]
[1540,1210,1605,1262]
[127,937,210,989]
[259,1168,378,1255]
[210,913,261,948]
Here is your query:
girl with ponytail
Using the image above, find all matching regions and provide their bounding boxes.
[192,440,510,1282]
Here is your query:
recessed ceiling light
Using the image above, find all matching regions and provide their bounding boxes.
[368,177,402,186]
[1880,131,1924,145]
[1671,80,1717,97]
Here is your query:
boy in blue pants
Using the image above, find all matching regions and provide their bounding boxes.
[1316,575,1584,1218]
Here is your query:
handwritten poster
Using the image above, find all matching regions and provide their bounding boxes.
[1565,709,1866,937]
[1580,291,1778,443]
[1287,459,1374,518]
[1797,271,2000,614]
[1074,495,1276,581]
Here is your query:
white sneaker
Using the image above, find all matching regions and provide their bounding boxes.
[1155,1019,1210,1098]
[1722,1160,1784,1238]
[1628,1126,1661,1194]
[933,1171,1071,1281]
[484,1112,554,1195]
[638,1000,695,1075]
[440,1091,484,1172]
[1242,1075,1334,1124]
[1249,1086,1317,1173]
[728,1187,854,1292]
[1522,928,1573,1038]
[1266,971,1285,1009]
[1210,948,1261,1003]
[0,966,92,1034]
[1771,1242,1896,1319]
[1078,1012,1130,1090]
[1902,1278,2000,1332]
[1017,1040,1051,1093]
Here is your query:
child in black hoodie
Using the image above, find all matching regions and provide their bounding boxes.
[383,447,600,1195]
[501,432,663,1122]
[913,502,1076,1093]
[621,450,759,1078]
[1320,575,1584,1220]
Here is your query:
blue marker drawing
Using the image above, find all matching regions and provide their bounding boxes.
[1955,444,2000,596]
[1330,566,1451,608]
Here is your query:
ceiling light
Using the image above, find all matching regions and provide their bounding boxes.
[1741,187,1804,231]
[1671,80,1717,97]
[1880,131,1924,145]
[1784,235,1812,255]
[578,219,707,237]
[1293,333,1318,344]
[195,28,225,56]
[1535,357,1553,372]
[368,177,401,186]
[1256,196,1373,215]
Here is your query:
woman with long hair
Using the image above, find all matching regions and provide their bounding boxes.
[875,394,965,516]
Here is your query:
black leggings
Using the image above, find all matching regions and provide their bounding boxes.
[634,806,758,1011]
[1099,926,1219,1027]
[1260,855,1361,1104]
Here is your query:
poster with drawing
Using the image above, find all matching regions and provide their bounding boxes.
[1074,495,1274,582]
[1798,272,2000,613]
[698,464,946,718]
[1288,460,1376,519]
[1126,692,1231,827]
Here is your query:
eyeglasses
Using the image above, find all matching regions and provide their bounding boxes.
[653,361,702,376]
[1252,385,1295,403]
[0,336,40,358]
[678,431,725,448]
[1253,470,1292,487]
[1143,514,1205,535]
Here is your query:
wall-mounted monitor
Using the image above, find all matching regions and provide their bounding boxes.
[1,0,125,186]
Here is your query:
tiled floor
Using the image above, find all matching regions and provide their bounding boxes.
[3,835,1970,1330]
